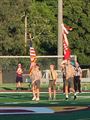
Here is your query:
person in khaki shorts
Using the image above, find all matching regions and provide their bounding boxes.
[48,64,58,100]
[65,59,77,100]
[30,64,42,101]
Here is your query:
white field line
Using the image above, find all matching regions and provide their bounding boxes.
[0,91,90,94]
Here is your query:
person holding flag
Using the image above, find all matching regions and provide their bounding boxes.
[65,59,76,100]
[29,33,42,101]
[31,64,42,101]
[29,33,37,75]
[61,24,77,100]
[61,23,72,60]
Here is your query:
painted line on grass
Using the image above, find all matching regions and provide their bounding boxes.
[0,107,54,115]
[0,91,90,94]
[0,106,89,115]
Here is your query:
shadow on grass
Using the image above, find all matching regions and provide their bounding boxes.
[2,87,14,90]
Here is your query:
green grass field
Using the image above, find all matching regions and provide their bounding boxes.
[0,82,90,91]
[0,92,90,120]
[0,83,90,120]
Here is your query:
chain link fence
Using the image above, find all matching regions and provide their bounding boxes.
[0,55,90,85]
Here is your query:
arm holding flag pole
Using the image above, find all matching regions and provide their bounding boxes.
[29,35,41,101]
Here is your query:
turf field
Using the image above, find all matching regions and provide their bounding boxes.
[0,92,90,120]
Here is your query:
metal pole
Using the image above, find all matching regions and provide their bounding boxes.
[58,0,63,69]
[25,14,27,54]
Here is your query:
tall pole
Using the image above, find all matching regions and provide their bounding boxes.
[25,13,27,55]
[0,37,2,84]
[58,0,63,69]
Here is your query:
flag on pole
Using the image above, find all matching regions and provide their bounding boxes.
[61,23,72,60]
[29,39,37,74]
[63,40,71,60]
[30,47,36,63]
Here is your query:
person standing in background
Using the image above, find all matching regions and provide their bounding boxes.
[74,62,82,93]
[16,63,23,90]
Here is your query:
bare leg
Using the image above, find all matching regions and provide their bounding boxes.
[36,88,40,101]
[16,82,21,90]
[70,88,75,93]
[65,85,69,99]
[70,88,77,100]
[48,87,52,99]
[53,89,56,100]
[32,86,36,100]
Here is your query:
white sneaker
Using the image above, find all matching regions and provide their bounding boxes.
[32,96,36,101]
[76,91,79,94]
[36,98,40,101]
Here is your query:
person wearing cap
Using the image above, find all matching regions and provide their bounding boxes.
[31,64,42,101]
[16,63,23,90]
[48,64,58,100]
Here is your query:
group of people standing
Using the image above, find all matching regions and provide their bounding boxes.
[30,64,57,101]
[16,58,82,101]
[61,59,82,100]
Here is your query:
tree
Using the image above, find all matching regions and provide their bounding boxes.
[0,0,90,64]
[63,0,90,64]
[28,1,58,55]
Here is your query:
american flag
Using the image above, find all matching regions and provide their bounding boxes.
[61,23,72,60]
[29,40,37,74]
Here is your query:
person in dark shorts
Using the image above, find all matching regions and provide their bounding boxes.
[30,64,42,101]
[64,59,77,100]
[48,64,58,100]
[74,62,82,93]
[16,63,23,90]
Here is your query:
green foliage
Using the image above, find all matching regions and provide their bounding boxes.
[0,0,90,65]
[64,0,90,64]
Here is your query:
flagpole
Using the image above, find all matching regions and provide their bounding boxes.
[58,0,63,69]
[25,12,27,55]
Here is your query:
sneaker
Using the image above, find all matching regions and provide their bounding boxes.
[79,90,81,93]
[49,97,52,101]
[53,97,56,101]
[66,97,68,100]
[32,96,36,101]
[74,95,77,100]
[36,98,40,101]
[16,88,19,90]
[76,91,79,94]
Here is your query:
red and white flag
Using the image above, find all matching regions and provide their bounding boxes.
[61,23,72,60]
[29,41,37,74]
[63,40,71,60]
[30,47,36,63]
